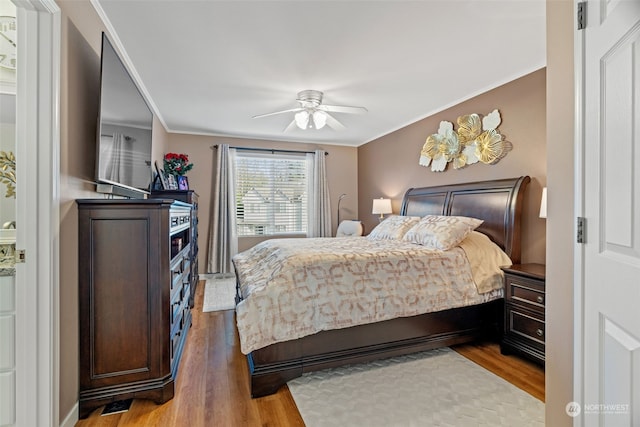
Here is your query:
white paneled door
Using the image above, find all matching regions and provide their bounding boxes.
[580,0,640,426]
[0,1,20,425]
[0,1,60,426]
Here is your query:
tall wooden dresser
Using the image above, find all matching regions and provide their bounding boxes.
[151,190,199,307]
[77,199,194,417]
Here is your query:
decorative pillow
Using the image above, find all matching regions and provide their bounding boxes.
[336,220,364,237]
[366,215,421,240]
[402,215,484,250]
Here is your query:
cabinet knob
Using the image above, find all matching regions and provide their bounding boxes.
[537,296,544,304]
[536,329,544,337]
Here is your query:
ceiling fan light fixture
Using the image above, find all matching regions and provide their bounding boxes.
[313,110,327,129]
[295,110,309,129]
[253,89,367,132]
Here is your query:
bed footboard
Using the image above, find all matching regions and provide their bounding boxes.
[248,299,502,398]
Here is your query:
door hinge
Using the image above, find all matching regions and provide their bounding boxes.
[577,2,587,30]
[577,217,586,244]
[14,249,25,263]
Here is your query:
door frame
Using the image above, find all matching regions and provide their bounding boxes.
[14,0,60,425]
[573,0,585,424]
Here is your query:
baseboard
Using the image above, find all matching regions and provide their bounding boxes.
[59,402,78,427]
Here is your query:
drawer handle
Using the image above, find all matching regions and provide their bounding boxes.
[537,296,544,304]
[536,329,544,337]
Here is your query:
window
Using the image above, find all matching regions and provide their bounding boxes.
[234,150,309,237]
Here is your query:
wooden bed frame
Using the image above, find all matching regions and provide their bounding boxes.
[240,176,530,397]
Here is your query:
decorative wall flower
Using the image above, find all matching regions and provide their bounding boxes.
[457,114,482,143]
[475,129,505,164]
[420,121,461,172]
[419,109,507,172]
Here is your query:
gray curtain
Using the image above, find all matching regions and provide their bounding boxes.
[307,149,332,237]
[105,132,126,182]
[207,144,238,274]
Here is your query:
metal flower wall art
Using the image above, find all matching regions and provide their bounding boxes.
[419,109,509,172]
[0,151,15,198]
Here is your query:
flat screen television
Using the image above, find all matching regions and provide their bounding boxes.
[95,32,153,198]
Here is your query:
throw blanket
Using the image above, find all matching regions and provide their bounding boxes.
[233,232,510,354]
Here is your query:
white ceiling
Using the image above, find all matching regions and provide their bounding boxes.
[94,0,546,147]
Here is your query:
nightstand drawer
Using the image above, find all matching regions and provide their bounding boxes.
[505,304,545,348]
[505,276,545,310]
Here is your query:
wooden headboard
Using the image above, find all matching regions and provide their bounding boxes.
[400,176,530,263]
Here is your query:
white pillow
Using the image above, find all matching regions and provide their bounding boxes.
[336,220,364,237]
[366,215,420,240]
[402,215,484,250]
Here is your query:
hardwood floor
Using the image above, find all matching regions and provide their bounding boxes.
[75,281,544,426]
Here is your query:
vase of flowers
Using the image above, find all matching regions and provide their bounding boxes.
[163,152,193,176]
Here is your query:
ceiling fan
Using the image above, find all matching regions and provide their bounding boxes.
[252,90,367,131]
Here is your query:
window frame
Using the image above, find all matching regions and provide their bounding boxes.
[233,150,310,238]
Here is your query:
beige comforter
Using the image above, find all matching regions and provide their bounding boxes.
[233,231,511,354]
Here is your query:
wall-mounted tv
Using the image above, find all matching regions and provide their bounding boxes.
[95,32,153,198]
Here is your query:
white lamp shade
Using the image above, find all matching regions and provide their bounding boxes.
[539,187,547,219]
[313,110,327,129]
[295,110,309,129]
[372,198,392,215]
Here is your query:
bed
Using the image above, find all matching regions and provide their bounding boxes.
[233,176,530,397]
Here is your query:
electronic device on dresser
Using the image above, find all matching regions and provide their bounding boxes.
[151,189,199,307]
[76,199,193,418]
[94,32,154,199]
[500,263,546,366]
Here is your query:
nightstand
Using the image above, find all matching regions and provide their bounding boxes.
[500,263,545,366]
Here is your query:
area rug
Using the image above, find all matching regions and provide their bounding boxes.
[287,347,544,427]
[202,275,236,312]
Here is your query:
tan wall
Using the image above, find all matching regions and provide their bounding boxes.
[57,1,169,421]
[166,134,358,267]
[358,69,547,264]
[58,2,103,420]
[546,0,574,425]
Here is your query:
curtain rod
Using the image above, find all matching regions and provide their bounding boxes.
[211,145,328,156]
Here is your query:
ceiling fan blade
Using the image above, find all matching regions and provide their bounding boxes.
[253,107,303,119]
[283,119,298,132]
[318,104,368,114]
[325,113,346,131]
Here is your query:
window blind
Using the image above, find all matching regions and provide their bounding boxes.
[234,150,309,236]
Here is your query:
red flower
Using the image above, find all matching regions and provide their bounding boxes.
[163,152,193,176]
